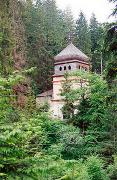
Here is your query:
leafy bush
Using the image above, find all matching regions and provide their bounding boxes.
[86,156,109,180]
[59,125,85,159]
[107,155,117,180]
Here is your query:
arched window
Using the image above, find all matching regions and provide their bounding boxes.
[64,66,66,70]
[59,67,62,71]
[68,65,71,70]
[85,67,87,71]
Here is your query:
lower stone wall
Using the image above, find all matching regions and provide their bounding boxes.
[50,100,64,119]
[36,96,52,107]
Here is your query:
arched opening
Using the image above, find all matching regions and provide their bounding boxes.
[64,66,66,70]
[59,66,62,71]
[78,65,80,69]
[68,65,71,70]
[85,67,87,71]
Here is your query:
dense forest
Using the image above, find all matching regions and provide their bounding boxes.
[0,0,117,179]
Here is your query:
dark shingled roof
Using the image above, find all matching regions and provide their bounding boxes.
[37,89,53,97]
[54,43,89,62]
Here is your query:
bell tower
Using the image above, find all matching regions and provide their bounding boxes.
[51,43,90,119]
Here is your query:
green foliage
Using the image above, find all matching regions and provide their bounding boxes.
[0,73,111,179]
[86,156,109,180]
[103,25,117,155]
[75,11,91,57]
[0,1,116,179]
[0,73,24,120]
[23,0,74,93]
[107,155,117,179]
[37,101,50,112]
[0,1,14,75]
[104,25,117,84]
[63,7,75,43]
[59,125,84,159]
[0,73,112,179]
[61,71,117,159]
[61,73,75,120]
[64,71,108,127]
[89,13,104,73]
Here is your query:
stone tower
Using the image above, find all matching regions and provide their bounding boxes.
[51,43,90,119]
[36,43,90,119]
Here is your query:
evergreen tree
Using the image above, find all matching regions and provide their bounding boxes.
[0,0,26,73]
[89,13,104,73]
[24,0,50,93]
[43,0,69,54]
[0,0,13,75]
[90,13,100,53]
[10,0,27,71]
[24,0,74,94]
[63,7,75,43]
[75,11,91,57]
[104,25,117,154]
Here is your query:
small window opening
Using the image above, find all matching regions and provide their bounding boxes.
[59,67,62,71]
[85,67,87,71]
[79,65,80,69]
[68,65,71,70]
[64,66,66,70]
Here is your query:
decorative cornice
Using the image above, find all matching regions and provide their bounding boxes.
[54,59,90,66]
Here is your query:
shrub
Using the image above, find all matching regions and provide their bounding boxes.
[86,156,109,180]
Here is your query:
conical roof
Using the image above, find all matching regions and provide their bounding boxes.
[54,43,89,62]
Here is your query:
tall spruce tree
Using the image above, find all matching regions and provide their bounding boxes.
[0,0,31,107]
[0,0,13,75]
[75,11,91,57]
[63,7,75,43]
[24,0,50,94]
[89,13,104,73]
[10,0,27,71]
[103,24,117,155]
[43,0,72,54]
[24,0,74,94]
